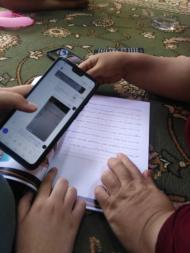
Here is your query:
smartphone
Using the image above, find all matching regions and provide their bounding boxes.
[0,58,97,169]
[47,48,83,65]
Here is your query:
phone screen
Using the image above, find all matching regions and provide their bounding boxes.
[47,48,82,65]
[0,59,96,168]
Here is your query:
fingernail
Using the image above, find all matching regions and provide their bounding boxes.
[117,153,125,159]
[23,191,34,202]
[27,101,37,110]
[49,167,58,174]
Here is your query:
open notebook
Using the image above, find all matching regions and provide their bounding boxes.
[0,84,150,211]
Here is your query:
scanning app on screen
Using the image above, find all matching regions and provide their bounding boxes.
[0,58,96,167]
[27,97,70,141]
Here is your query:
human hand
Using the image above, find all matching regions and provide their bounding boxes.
[16,168,86,253]
[0,85,36,112]
[0,85,36,122]
[95,153,175,253]
[79,52,127,83]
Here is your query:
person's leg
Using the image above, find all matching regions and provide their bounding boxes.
[16,168,86,253]
[0,0,88,11]
[0,176,16,253]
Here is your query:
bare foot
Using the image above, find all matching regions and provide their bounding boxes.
[16,168,86,253]
[95,153,174,253]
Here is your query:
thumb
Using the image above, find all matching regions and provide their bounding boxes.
[18,192,34,223]
[143,169,152,178]
[143,169,155,184]
[79,55,98,72]
[0,92,37,112]
[0,84,32,96]
[86,66,100,79]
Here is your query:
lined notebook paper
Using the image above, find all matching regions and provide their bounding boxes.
[49,95,150,211]
[0,77,150,212]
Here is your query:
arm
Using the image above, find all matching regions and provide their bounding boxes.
[122,54,190,102]
[0,85,37,124]
[80,52,190,102]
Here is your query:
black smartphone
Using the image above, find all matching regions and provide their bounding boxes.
[47,48,83,65]
[0,58,97,169]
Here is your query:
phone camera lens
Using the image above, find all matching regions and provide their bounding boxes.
[59,49,68,58]
[42,145,47,149]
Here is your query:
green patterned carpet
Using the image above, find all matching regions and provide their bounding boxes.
[0,0,190,252]
[122,0,190,14]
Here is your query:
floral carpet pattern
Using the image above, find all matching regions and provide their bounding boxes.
[0,0,190,252]
[122,0,190,14]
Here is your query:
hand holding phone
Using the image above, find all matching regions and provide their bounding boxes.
[0,85,36,114]
[0,58,97,169]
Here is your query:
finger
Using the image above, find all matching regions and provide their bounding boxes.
[78,60,91,71]
[117,153,143,180]
[86,66,100,78]
[143,169,155,185]
[18,192,34,223]
[0,85,32,96]
[101,169,120,194]
[107,157,132,184]
[86,66,107,85]
[72,199,86,224]
[0,92,37,112]
[79,55,98,72]
[95,185,109,209]
[49,177,69,201]
[36,168,57,200]
[143,169,152,178]
[64,187,78,211]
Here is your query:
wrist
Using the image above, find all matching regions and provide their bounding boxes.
[121,53,149,80]
[141,208,175,253]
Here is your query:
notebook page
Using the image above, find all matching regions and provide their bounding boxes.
[49,95,150,211]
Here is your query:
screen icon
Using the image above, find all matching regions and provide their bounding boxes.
[2,128,8,134]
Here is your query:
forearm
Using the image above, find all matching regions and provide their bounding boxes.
[122,54,190,102]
